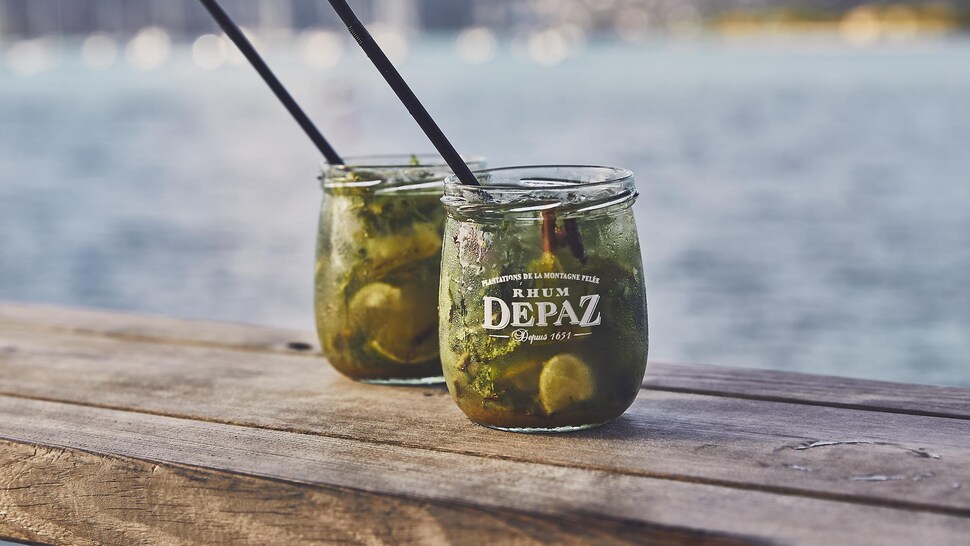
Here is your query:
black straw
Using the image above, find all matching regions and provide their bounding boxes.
[198,0,344,165]
[326,0,480,186]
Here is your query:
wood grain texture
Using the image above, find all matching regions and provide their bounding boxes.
[0,300,319,354]
[644,362,970,420]
[1,323,969,515]
[2,303,970,545]
[4,301,968,420]
[1,441,730,546]
[2,398,969,546]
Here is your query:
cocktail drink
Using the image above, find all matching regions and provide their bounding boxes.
[316,154,485,383]
[439,166,648,431]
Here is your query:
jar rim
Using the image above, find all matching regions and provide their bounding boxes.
[320,154,486,194]
[442,165,637,219]
[444,165,634,191]
[323,153,487,171]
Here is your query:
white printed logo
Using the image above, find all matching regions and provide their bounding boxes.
[479,274,602,344]
[482,290,602,330]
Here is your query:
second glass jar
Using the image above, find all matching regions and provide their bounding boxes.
[315,154,485,384]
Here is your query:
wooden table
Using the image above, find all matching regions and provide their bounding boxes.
[1,302,968,545]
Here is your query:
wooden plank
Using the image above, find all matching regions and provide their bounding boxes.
[0,300,319,354]
[3,301,968,420]
[2,396,969,546]
[0,443,693,546]
[644,362,970,421]
[1,324,968,515]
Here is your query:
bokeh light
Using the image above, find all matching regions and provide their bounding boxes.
[192,33,228,70]
[81,33,118,70]
[5,38,57,76]
[527,28,569,66]
[299,29,343,69]
[456,27,497,64]
[126,26,171,71]
[840,6,881,46]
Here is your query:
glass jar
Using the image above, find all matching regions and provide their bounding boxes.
[439,166,648,431]
[315,154,486,384]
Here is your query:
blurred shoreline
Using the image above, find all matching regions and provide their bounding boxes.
[3,25,969,78]
[2,0,969,40]
[3,0,969,75]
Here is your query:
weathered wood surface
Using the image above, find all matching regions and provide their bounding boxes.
[1,438,747,546]
[646,362,970,421]
[4,300,967,419]
[0,301,319,354]
[1,303,969,545]
[2,399,967,546]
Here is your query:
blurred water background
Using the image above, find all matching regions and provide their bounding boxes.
[1,1,970,387]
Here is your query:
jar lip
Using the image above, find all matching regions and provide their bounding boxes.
[444,164,634,191]
[320,154,486,194]
[323,153,487,171]
[442,165,637,218]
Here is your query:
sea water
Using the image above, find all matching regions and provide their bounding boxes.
[1,37,969,386]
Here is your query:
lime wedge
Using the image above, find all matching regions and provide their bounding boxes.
[369,336,438,365]
[365,222,441,274]
[351,281,439,365]
[348,282,402,329]
[539,354,595,414]
[497,359,541,392]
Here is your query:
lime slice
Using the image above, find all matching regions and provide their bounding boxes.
[365,222,441,274]
[497,359,541,392]
[369,336,438,365]
[352,281,439,365]
[368,302,439,364]
[348,282,402,329]
[539,354,595,414]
